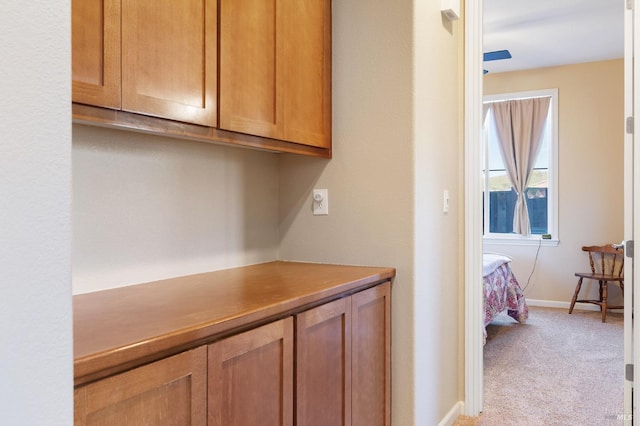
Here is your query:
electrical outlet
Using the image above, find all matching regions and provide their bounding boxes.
[312,189,328,215]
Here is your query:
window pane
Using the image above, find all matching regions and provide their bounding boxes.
[484,163,549,235]
[527,169,548,234]
[486,186,547,235]
[483,94,553,237]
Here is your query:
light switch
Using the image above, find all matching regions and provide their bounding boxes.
[443,190,450,213]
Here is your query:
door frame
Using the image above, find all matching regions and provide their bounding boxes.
[626,0,640,422]
[463,0,484,416]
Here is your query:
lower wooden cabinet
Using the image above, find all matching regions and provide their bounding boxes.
[74,281,391,426]
[74,347,207,425]
[297,281,391,426]
[351,282,392,426]
[208,317,294,426]
[296,296,352,425]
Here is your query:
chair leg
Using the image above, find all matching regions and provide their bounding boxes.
[601,281,608,323]
[569,277,584,314]
[598,280,604,303]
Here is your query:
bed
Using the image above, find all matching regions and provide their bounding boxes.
[483,253,529,342]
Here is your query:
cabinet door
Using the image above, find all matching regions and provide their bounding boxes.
[282,0,331,148]
[352,282,392,426]
[72,0,121,109]
[219,0,331,148]
[74,347,207,426]
[121,0,217,126]
[219,0,283,139]
[296,297,352,426]
[208,317,294,426]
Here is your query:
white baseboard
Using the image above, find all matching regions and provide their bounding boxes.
[439,401,465,426]
[526,299,623,312]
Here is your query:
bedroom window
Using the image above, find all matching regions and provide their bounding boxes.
[482,88,558,244]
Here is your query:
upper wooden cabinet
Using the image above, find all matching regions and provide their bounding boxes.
[218,0,331,148]
[72,0,331,155]
[71,0,121,109]
[72,0,217,127]
[121,0,217,126]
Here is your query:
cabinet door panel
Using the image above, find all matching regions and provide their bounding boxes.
[208,317,293,426]
[352,282,392,426]
[72,0,121,109]
[219,0,283,139]
[296,297,352,426]
[74,347,206,426]
[121,0,217,126]
[282,0,331,148]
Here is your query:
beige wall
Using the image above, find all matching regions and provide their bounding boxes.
[484,59,624,306]
[71,1,464,424]
[279,0,462,423]
[72,125,280,294]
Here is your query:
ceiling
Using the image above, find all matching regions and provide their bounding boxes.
[483,0,624,74]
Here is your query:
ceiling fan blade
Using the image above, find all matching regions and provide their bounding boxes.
[483,50,512,62]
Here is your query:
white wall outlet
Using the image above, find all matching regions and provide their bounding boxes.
[312,189,328,215]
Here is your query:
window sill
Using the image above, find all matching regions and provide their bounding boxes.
[483,235,559,247]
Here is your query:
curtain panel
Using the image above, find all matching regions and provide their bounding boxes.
[489,97,551,235]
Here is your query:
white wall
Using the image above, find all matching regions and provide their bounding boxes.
[279,1,462,423]
[0,1,73,424]
[72,125,280,293]
[484,60,624,307]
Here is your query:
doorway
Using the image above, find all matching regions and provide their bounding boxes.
[463,0,627,417]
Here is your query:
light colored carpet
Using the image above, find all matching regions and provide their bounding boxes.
[455,306,624,426]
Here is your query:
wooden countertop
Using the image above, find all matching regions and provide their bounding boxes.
[73,261,395,386]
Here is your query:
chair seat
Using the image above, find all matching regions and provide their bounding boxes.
[574,272,624,282]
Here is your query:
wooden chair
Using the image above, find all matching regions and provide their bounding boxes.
[568,244,624,322]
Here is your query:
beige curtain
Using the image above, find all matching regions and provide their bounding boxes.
[490,97,551,235]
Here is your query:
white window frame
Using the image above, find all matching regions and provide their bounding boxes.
[482,88,559,247]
